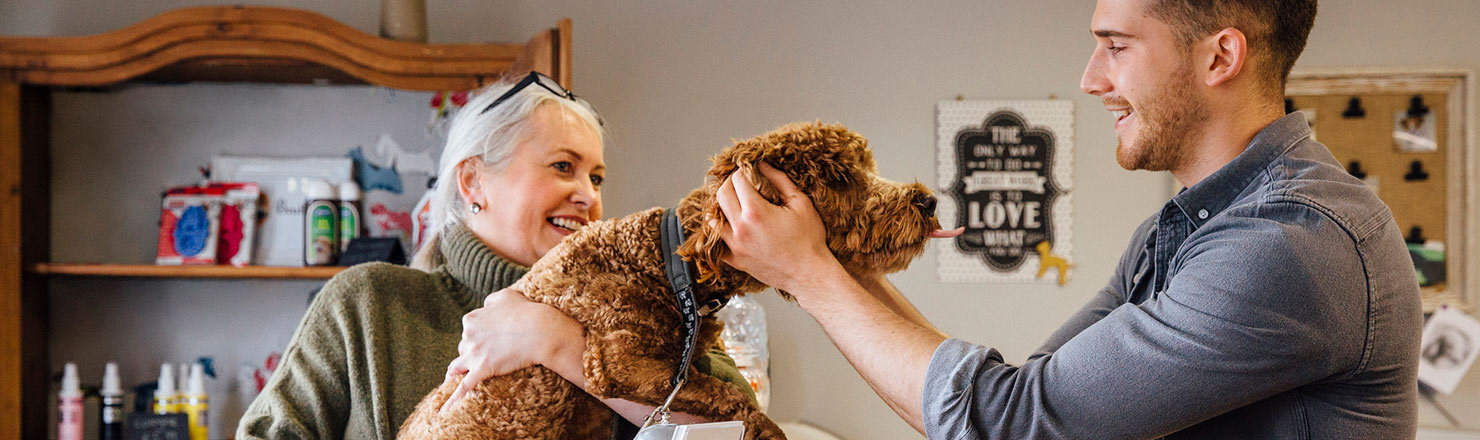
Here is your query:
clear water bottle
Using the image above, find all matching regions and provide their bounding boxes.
[717,293,769,411]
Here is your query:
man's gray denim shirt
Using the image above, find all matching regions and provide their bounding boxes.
[924,113,1423,439]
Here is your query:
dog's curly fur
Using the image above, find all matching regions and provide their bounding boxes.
[398,122,944,440]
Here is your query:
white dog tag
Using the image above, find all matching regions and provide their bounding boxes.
[673,421,745,440]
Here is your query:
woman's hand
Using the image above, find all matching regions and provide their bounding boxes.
[439,289,713,426]
[440,288,585,412]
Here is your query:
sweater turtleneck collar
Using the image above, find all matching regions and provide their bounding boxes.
[438,223,530,309]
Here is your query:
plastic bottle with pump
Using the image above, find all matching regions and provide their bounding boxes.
[338,181,362,253]
[184,363,209,440]
[717,294,770,411]
[154,363,177,414]
[58,363,83,440]
[100,362,124,440]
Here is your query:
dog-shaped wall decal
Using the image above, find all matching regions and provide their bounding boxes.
[1034,241,1071,286]
[397,122,954,439]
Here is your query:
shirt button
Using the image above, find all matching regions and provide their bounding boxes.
[1197,209,1209,219]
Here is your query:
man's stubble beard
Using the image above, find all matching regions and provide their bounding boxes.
[1116,60,1209,172]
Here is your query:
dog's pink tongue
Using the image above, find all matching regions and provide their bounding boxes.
[929,227,965,238]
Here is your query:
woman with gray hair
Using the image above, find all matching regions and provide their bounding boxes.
[238,72,752,439]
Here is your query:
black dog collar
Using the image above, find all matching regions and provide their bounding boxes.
[645,207,733,429]
[659,207,703,392]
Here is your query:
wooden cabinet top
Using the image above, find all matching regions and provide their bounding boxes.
[0,6,571,91]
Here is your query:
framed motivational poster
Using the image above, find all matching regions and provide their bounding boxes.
[937,100,1074,284]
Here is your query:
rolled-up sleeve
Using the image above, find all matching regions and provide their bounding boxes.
[923,205,1367,439]
[924,339,1005,440]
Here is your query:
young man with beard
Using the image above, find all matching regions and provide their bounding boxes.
[712,0,1423,438]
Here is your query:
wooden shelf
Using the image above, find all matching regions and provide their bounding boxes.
[1,7,572,437]
[31,263,344,279]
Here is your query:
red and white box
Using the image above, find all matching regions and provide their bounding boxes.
[156,186,224,265]
[216,183,261,267]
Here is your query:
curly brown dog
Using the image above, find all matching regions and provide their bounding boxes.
[398,122,948,439]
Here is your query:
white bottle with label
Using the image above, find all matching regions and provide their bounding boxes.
[303,180,339,266]
[100,362,124,440]
[57,363,83,440]
[154,363,177,414]
[183,363,209,440]
[717,293,770,412]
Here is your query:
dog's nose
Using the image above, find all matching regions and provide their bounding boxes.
[913,192,937,216]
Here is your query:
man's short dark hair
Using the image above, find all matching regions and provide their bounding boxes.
[1147,0,1317,96]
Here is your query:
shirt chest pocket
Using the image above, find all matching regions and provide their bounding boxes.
[1126,247,1158,304]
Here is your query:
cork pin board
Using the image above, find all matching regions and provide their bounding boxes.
[1286,69,1476,312]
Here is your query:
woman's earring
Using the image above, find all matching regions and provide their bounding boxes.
[469,202,482,214]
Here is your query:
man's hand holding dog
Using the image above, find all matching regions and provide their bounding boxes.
[715,161,944,434]
[712,162,843,299]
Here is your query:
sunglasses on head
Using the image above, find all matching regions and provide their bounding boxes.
[478,72,601,126]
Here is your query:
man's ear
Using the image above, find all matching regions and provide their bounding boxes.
[1204,27,1248,88]
[455,157,484,203]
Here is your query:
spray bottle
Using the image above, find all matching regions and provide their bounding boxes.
[184,363,209,440]
[153,363,177,414]
[100,362,125,440]
[58,363,83,440]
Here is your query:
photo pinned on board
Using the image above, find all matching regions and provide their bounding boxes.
[1394,95,1437,153]
[1297,108,1317,141]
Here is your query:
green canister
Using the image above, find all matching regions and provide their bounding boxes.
[303,179,339,266]
[338,181,361,253]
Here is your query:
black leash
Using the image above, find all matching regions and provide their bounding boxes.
[643,207,727,428]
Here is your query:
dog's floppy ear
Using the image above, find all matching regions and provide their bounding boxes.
[677,187,730,284]
[681,211,727,284]
[676,162,778,285]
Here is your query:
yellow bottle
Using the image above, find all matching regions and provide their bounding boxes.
[183,363,210,440]
[152,364,177,414]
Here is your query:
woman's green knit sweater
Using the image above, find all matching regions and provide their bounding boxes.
[238,225,753,439]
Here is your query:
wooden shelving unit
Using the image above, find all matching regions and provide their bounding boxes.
[0,7,573,438]
[31,263,345,279]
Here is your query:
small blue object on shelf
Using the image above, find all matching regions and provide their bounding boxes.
[350,147,405,194]
[172,206,211,256]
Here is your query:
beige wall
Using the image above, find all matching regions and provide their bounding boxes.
[5,1,1478,438]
